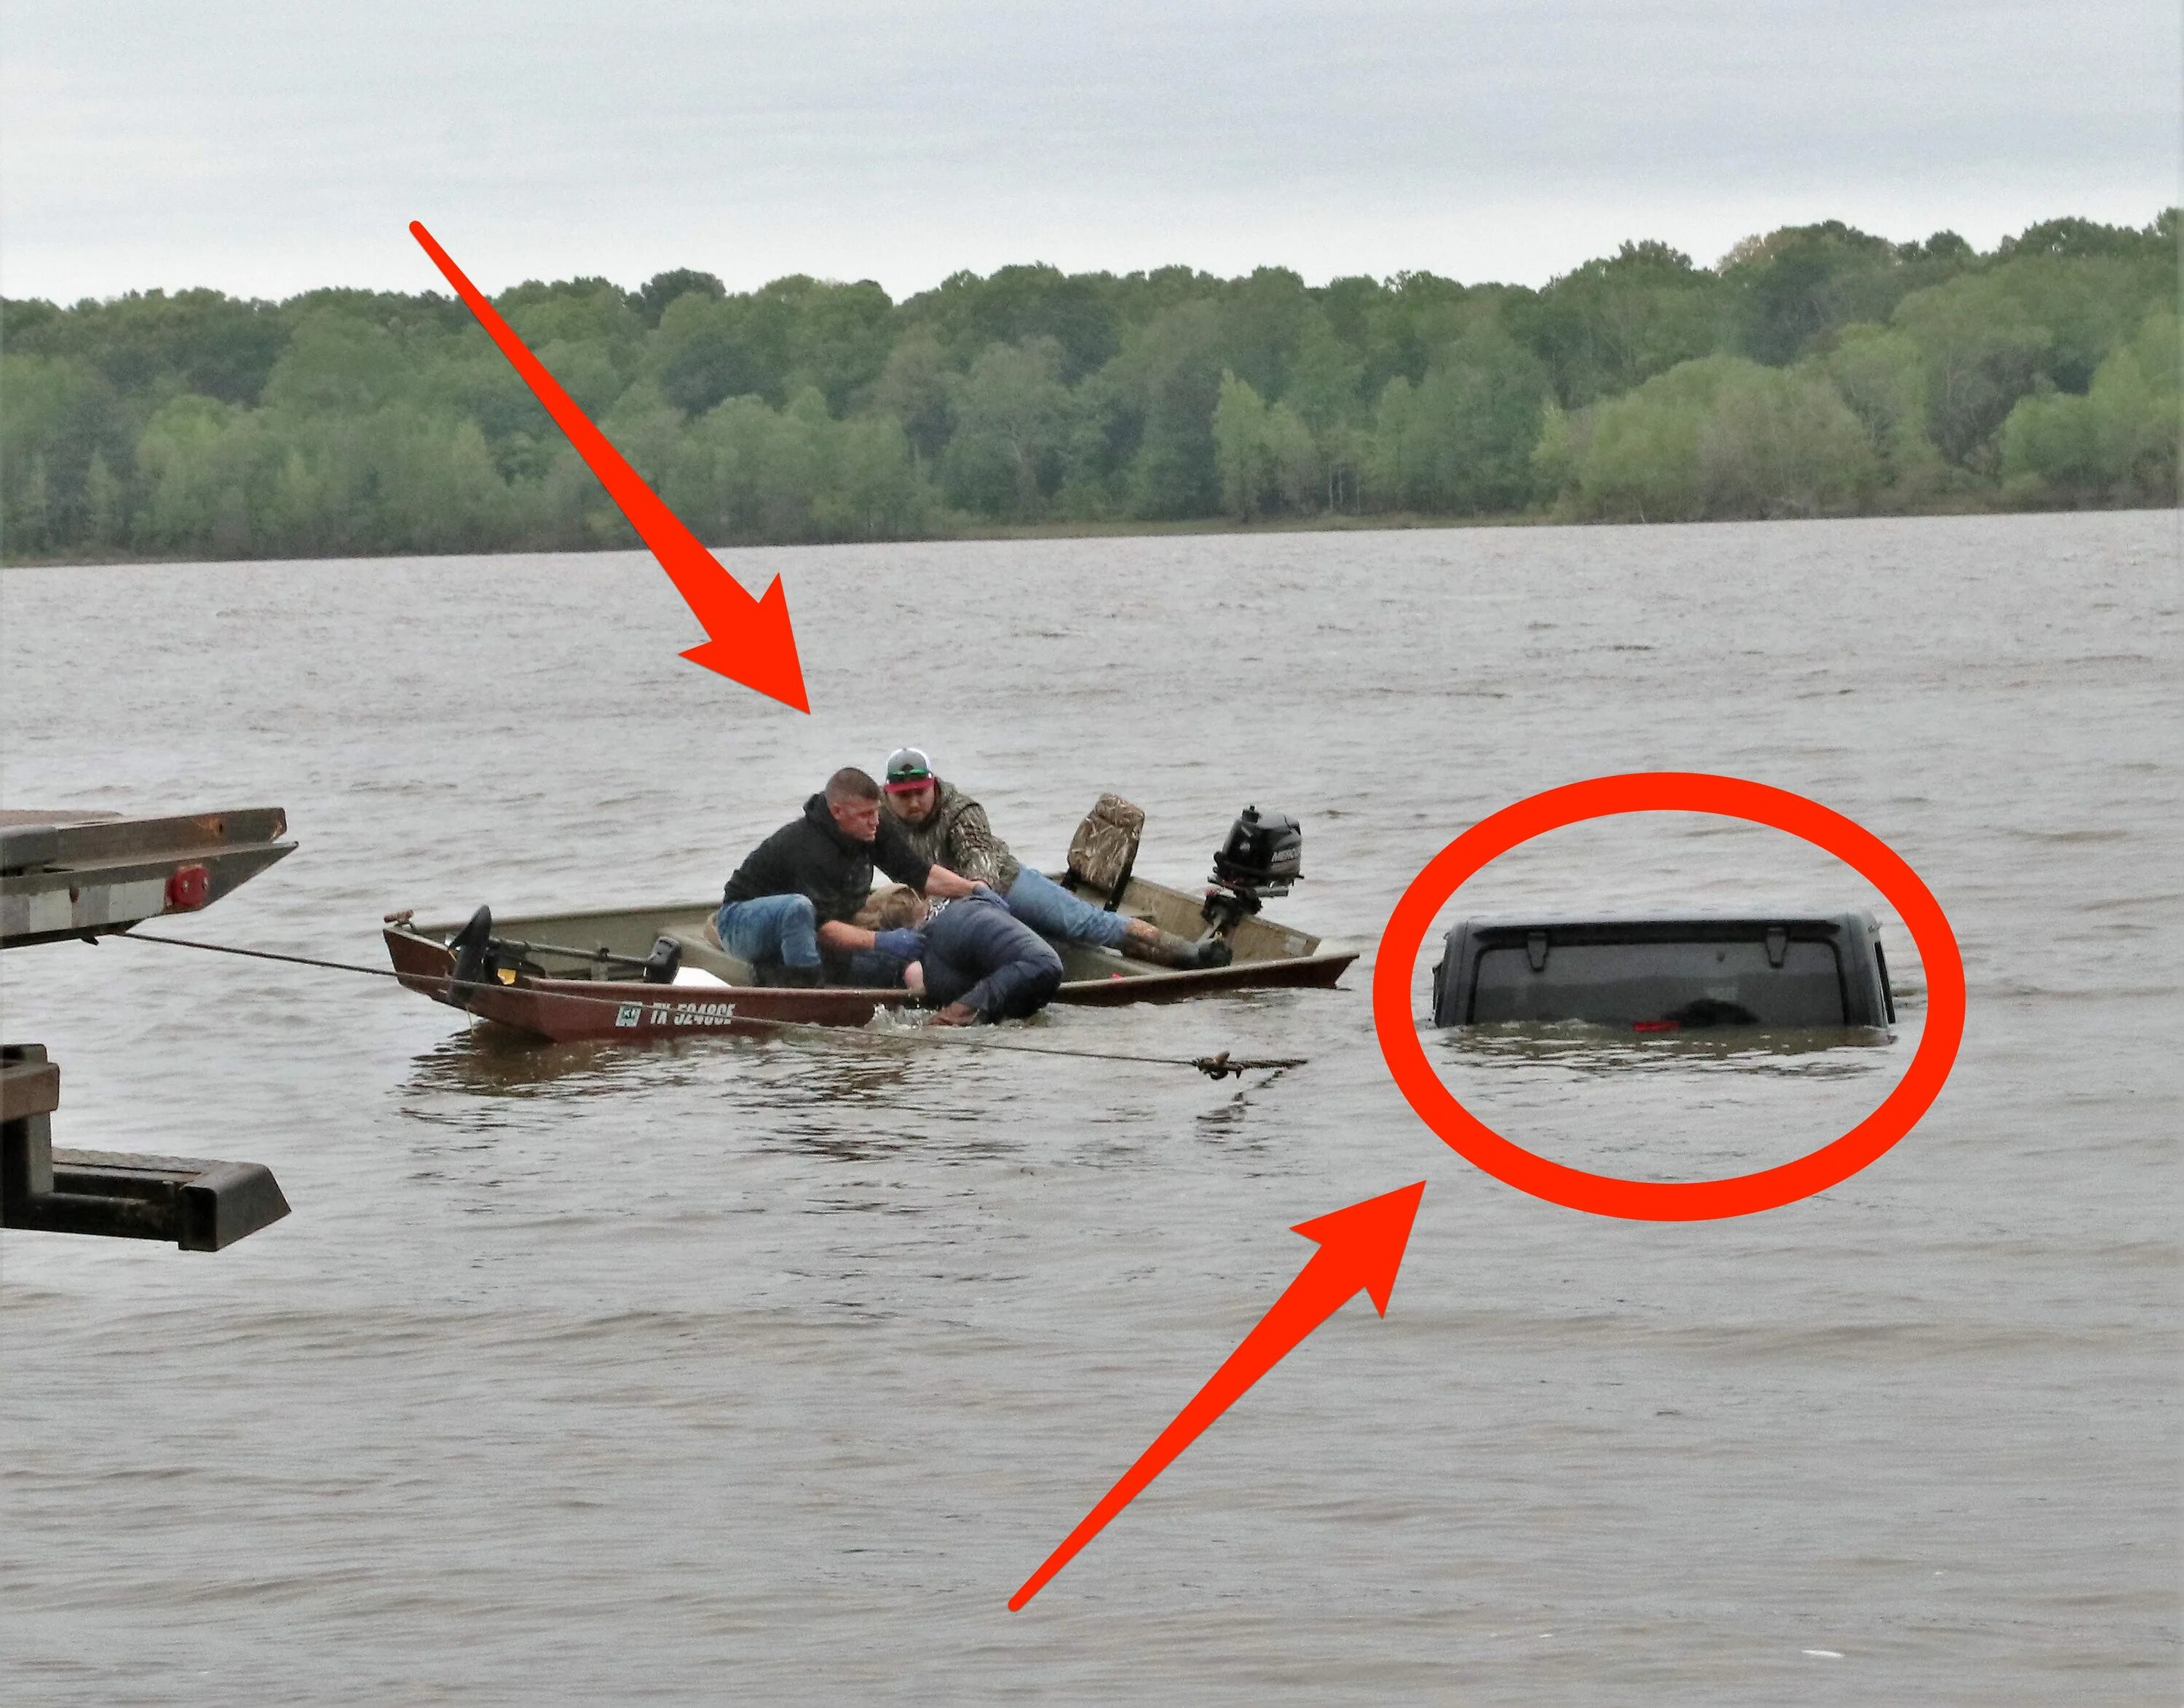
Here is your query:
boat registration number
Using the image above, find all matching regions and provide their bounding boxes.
[614,1001,737,1028]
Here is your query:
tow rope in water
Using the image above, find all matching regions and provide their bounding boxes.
[112,930,1307,1080]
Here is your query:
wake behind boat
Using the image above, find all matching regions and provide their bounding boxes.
[381,804,1356,1043]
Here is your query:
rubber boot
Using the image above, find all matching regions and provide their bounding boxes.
[1120,927,1233,970]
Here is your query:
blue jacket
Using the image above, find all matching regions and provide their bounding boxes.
[879,886,1064,1021]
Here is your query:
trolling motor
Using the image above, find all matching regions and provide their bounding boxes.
[1202,804,1305,936]
[440,905,681,1007]
[444,904,499,1003]
[639,937,683,984]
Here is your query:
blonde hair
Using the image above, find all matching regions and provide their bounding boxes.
[853,884,927,931]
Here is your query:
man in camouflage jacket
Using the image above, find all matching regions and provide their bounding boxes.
[877,747,1229,970]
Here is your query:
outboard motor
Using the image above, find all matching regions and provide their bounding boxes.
[1203,805,1304,934]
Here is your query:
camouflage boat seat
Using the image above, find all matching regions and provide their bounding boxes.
[1065,793,1144,908]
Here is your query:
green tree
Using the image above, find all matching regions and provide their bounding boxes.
[815,414,931,540]
[649,291,779,415]
[900,264,1121,383]
[598,379,689,495]
[1516,241,1727,407]
[360,408,518,555]
[633,268,725,328]
[533,337,628,417]
[3,287,290,404]
[784,279,895,413]
[1529,400,1582,506]
[1283,310,1366,508]
[0,352,135,550]
[498,277,643,362]
[1569,356,1876,520]
[261,312,421,415]
[1283,308,1364,431]
[1996,215,2172,262]
[1891,274,2052,467]
[1693,363,1877,516]
[671,392,838,544]
[1218,266,1314,401]
[1720,221,1919,365]
[868,331,956,466]
[2001,308,2180,505]
[1052,365,1134,517]
[83,451,126,549]
[1824,325,1944,494]
[259,439,344,556]
[424,339,554,463]
[9,457,52,555]
[1982,254,2165,392]
[646,277,853,416]
[1213,371,1268,519]
[1211,371,1315,519]
[1366,327,1550,513]
[941,339,1072,519]
[1567,357,1732,521]
[1117,302,1224,518]
[1,356,78,547]
[135,393,274,555]
[1356,271,1471,398]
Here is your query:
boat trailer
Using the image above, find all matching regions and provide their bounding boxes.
[1,809,296,1250]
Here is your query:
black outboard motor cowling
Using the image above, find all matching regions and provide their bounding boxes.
[1213,805,1302,897]
[1204,805,1305,933]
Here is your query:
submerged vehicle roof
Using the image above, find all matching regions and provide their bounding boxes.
[1431,910,1895,1030]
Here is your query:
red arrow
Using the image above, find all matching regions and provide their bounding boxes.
[408,221,809,712]
[1009,1179,1426,1610]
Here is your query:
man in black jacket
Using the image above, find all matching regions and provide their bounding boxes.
[715,767,977,984]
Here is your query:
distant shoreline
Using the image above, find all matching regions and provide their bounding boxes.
[4,494,2120,570]
[7,213,2172,569]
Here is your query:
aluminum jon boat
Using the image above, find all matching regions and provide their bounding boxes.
[381,802,1356,1044]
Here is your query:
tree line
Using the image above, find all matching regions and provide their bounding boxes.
[2,212,2175,562]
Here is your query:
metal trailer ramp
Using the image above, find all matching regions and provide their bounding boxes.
[1,809,296,1250]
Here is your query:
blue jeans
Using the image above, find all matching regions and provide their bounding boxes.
[1005,866,1131,949]
[715,893,820,968]
[922,890,1067,1019]
[840,948,909,989]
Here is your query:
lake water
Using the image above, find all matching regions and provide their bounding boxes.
[2,510,2177,1703]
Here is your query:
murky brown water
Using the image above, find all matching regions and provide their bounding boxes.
[2,511,2177,1703]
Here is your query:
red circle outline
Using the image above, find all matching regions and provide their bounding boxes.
[1372,773,1966,1220]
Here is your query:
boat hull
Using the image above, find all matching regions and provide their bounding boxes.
[384,928,915,1043]
[381,873,1355,1044]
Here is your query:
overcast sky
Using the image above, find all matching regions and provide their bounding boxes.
[2,0,2175,304]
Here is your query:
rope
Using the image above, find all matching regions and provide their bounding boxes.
[111,930,1305,1080]
[119,930,424,985]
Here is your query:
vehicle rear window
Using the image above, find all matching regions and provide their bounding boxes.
[1470,938,1847,1027]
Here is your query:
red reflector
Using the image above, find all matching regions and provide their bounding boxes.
[165,864,210,910]
[1632,1019,1680,1033]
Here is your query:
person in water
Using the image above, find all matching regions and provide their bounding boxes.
[876,746,1230,969]
[716,767,977,986]
[858,884,1065,1025]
